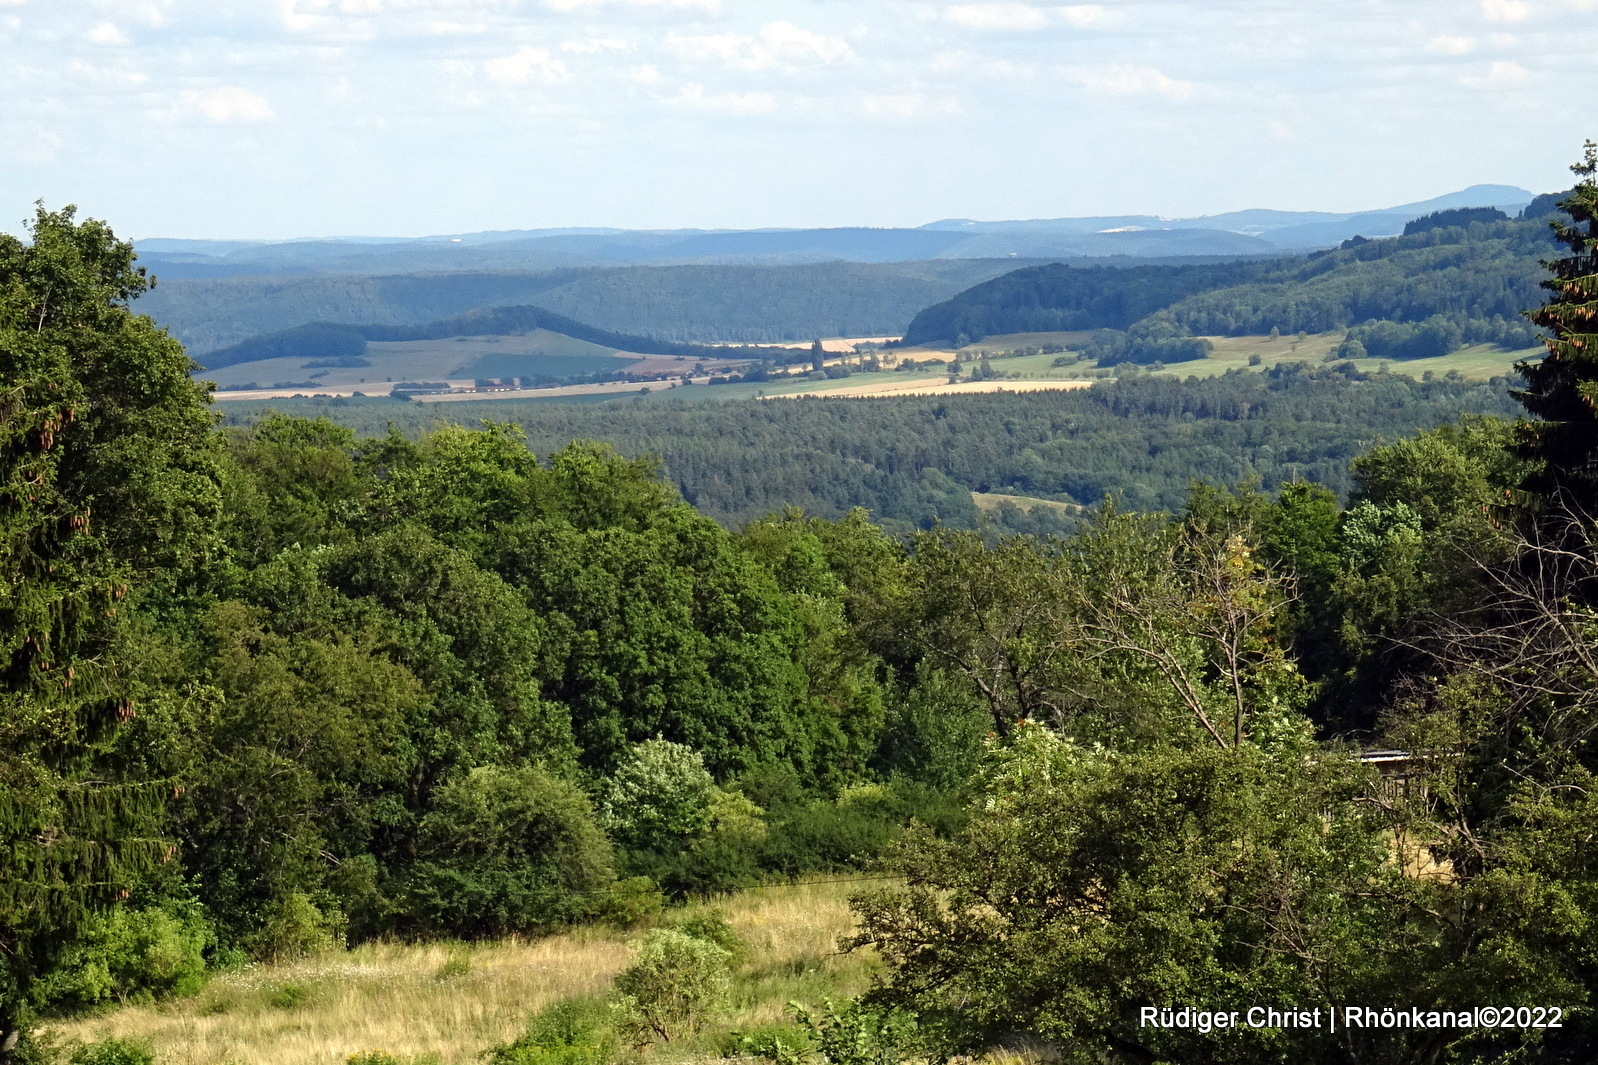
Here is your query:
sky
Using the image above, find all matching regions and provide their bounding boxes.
[2,0,1596,239]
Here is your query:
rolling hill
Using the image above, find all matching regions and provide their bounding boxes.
[902,211,1560,360]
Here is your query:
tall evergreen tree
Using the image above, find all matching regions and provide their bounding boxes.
[0,206,220,1057]
[1515,140,1598,510]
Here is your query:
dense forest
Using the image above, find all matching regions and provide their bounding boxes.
[5,149,1598,1065]
[905,204,1566,362]
[230,369,1523,536]
[139,260,1054,355]
[197,305,790,372]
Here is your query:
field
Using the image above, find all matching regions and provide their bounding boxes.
[203,328,1540,405]
[972,491,1080,515]
[46,880,880,1065]
[203,331,751,400]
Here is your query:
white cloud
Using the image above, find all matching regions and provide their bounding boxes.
[632,64,661,84]
[862,92,961,118]
[930,50,1032,78]
[1481,0,1530,21]
[669,21,851,71]
[482,45,568,84]
[562,36,630,54]
[1427,34,1475,54]
[945,3,1102,31]
[665,82,776,114]
[68,59,148,89]
[174,86,277,123]
[88,22,129,46]
[1485,59,1531,84]
[1068,64,1196,101]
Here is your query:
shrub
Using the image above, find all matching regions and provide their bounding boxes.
[67,1038,155,1065]
[39,901,215,1012]
[483,998,618,1065]
[599,739,717,852]
[267,981,313,1009]
[611,929,731,1044]
[591,877,666,928]
[668,909,744,963]
[790,999,920,1065]
[246,893,344,962]
[399,766,615,937]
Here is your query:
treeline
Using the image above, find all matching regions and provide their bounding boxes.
[232,366,1523,536]
[905,211,1561,358]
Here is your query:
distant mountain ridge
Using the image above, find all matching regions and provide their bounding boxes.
[135,185,1536,277]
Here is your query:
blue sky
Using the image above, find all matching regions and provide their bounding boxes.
[2,0,1595,239]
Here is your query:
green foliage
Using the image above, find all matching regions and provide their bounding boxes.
[482,998,618,1065]
[908,217,1551,359]
[266,981,313,1009]
[247,895,343,963]
[599,739,718,851]
[346,1053,401,1065]
[904,260,1280,345]
[38,901,215,1013]
[589,877,666,928]
[790,999,920,1065]
[228,368,1522,532]
[199,322,367,370]
[65,1038,154,1065]
[399,765,615,937]
[1,204,221,1048]
[1515,141,1598,510]
[611,929,731,1045]
[141,261,1033,354]
[852,728,1422,1065]
[666,910,743,963]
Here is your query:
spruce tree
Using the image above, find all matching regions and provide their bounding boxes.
[1515,140,1598,510]
[0,206,219,1056]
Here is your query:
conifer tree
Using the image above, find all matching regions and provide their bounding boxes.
[0,206,219,1057]
[1515,140,1598,510]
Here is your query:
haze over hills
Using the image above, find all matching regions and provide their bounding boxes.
[134,185,1534,278]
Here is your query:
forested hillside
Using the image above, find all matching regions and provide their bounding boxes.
[904,213,1560,361]
[232,367,1523,535]
[198,304,774,371]
[140,260,1051,354]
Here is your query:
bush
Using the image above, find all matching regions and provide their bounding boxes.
[600,739,717,852]
[399,766,615,938]
[39,901,215,1012]
[245,892,344,962]
[668,909,744,963]
[790,999,920,1065]
[267,981,313,1009]
[67,1038,154,1065]
[483,998,618,1065]
[611,929,731,1044]
[590,877,666,928]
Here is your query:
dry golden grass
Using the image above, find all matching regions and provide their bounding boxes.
[47,880,875,1065]
[971,492,1080,516]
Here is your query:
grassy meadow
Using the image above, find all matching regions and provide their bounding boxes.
[45,881,882,1065]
